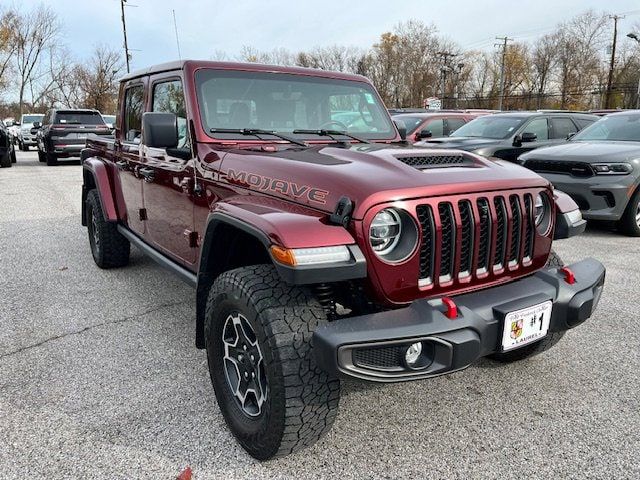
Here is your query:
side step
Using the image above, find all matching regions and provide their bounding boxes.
[117,225,197,287]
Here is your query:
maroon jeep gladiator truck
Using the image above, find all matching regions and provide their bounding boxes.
[80,60,605,460]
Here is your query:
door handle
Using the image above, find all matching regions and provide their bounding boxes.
[116,160,128,170]
[138,167,155,182]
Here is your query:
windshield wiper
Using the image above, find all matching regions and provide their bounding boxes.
[292,129,370,144]
[210,128,307,147]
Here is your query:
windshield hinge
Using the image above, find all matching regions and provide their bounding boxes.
[329,196,353,228]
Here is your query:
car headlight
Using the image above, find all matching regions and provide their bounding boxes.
[370,208,418,262]
[534,192,552,235]
[592,163,632,175]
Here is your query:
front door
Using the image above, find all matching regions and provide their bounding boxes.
[141,76,196,266]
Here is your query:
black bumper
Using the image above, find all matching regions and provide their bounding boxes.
[314,258,605,382]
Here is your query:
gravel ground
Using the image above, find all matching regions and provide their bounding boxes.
[0,151,638,480]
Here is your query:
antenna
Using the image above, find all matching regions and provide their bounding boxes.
[172,9,182,59]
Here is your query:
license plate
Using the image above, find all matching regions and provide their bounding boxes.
[501,301,552,351]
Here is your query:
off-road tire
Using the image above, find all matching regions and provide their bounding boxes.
[46,151,58,166]
[489,250,566,362]
[0,152,11,168]
[205,265,340,460]
[37,150,46,163]
[86,189,130,268]
[618,188,640,237]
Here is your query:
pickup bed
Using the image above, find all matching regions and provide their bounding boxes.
[81,60,605,460]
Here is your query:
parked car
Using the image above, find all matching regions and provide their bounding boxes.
[80,60,604,460]
[0,120,17,168]
[418,111,598,161]
[101,114,116,133]
[519,110,640,235]
[392,111,488,143]
[3,118,20,146]
[34,109,112,166]
[18,113,44,151]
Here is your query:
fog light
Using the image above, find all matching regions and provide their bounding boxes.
[405,342,422,366]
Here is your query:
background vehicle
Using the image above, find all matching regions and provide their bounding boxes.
[101,114,116,133]
[392,111,488,143]
[81,60,604,461]
[35,109,111,166]
[419,111,598,161]
[18,113,44,151]
[0,120,17,167]
[519,111,640,236]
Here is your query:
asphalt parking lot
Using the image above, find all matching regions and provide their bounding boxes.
[0,150,638,479]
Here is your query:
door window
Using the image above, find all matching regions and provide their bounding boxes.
[423,119,444,137]
[523,118,549,140]
[445,118,466,136]
[123,85,144,143]
[550,117,578,139]
[152,79,188,147]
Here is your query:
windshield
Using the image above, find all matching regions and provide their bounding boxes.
[572,114,640,142]
[22,114,43,124]
[195,69,395,140]
[393,116,427,135]
[451,116,525,139]
[54,111,105,125]
[102,115,116,123]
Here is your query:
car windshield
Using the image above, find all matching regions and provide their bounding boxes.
[22,115,43,124]
[55,111,105,125]
[195,69,395,141]
[571,113,640,142]
[393,116,429,135]
[450,116,525,139]
[102,115,116,123]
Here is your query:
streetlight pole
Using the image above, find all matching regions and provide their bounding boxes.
[627,33,640,109]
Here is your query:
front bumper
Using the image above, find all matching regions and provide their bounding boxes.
[20,134,37,145]
[314,258,605,382]
[541,172,636,221]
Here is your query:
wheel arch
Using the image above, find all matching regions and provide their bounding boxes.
[81,155,118,226]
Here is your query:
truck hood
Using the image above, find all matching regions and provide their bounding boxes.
[212,143,549,219]
[519,140,640,163]
[417,137,501,151]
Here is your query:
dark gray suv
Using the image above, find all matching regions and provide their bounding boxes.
[519,111,640,236]
[418,111,598,162]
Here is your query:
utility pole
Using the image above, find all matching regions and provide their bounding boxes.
[120,0,131,73]
[605,14,624,109]
[172,9,182,59]
[437,51,457,109]
[495,36,512,111]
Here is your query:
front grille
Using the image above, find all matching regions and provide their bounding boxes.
[417,192,536,286]
[524,159,593,178]
[396,153,473,169]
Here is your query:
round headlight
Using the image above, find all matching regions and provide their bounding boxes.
[369,208,419,262]
[370,209,401,254]
[534,193,551,234]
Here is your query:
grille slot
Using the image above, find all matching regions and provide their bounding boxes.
[416,191,540,289]
[438,203,455,281]
[458,200,474,276]
[508,195,522,265]
[353,345,404,371]
[396,154,473,169]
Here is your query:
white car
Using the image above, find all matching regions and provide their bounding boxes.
[18,113,44,151]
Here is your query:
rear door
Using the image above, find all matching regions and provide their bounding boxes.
[444,117,466,136]
[141,75,196,266]
[116,81,146,235]
[550,117,579,140]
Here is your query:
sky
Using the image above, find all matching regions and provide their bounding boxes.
[9,0,640,72]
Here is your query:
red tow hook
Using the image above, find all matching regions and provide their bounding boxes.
[441,297,458,319]
[560,267,576,285]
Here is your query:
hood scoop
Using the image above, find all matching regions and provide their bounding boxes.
[394,153,475,170]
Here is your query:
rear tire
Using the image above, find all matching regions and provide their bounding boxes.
[205,265,340,460]
[0,152,11,168]
[86,189,130,268]
[618,188,640,237]
[489,250,565,363]
[46,152,58,166]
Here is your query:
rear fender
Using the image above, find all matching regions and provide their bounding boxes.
[81,156,118,225]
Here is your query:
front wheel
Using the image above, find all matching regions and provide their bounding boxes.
[46,151,58,166]
[205,265,340,460]
[618,188,640,237]
[489,250,565,363]
[10,147,16,163]
[38,150,46,163]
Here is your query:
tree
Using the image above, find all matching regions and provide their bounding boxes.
[9,4,61,117]
[76,45,123,112]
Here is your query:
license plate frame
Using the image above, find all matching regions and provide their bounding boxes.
[500,301,552,352]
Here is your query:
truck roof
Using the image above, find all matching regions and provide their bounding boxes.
[119,59,370,84]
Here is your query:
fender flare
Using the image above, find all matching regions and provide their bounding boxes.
[553,190,586,239]
[81,156,118,225]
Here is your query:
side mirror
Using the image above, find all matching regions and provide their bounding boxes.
[32,121,41,129]
[142,112,178,148]
[393,119,407,141]
[417,129,433,140]
[520,132,537,143]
